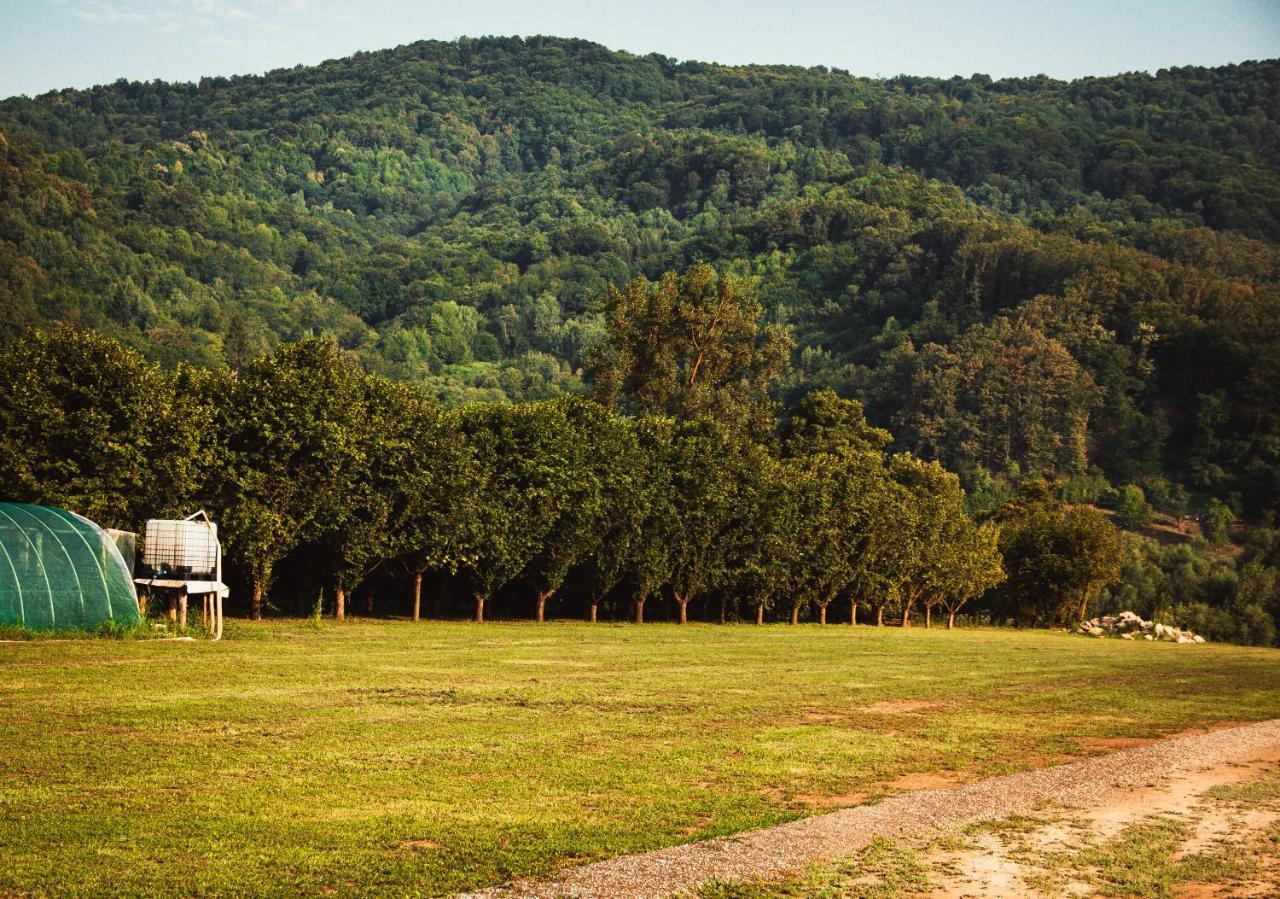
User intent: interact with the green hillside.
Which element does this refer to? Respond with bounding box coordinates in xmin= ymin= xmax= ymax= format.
xmin=2 ymin=36 xmax=1279 ymax=512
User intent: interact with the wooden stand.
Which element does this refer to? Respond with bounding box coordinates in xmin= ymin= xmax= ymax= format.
xmin=154 ymin=587 xmax=222 ymax=641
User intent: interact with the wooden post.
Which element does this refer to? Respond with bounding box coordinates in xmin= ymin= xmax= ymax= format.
xmin=213 ymin=592 xmax=223 ymax=641
xmin=168 ymin=594 xmax=177 ymax=624
xmin=178 ymin=594 xmax=188 ymax=630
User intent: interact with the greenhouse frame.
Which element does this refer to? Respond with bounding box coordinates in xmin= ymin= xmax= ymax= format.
xmin=0 ymin=502 xmax=141 ymax=631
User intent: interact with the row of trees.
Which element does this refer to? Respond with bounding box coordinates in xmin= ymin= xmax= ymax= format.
xmin=0 ymin=325 xmax=1019 ymax=628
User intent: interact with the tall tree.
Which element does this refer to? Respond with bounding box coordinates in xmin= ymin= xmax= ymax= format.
xmin=587 ymin=264 xmax=792 ymax=439
xmin=664 ymin=420 xmax=766 ymax=624
xmin=936 ymin=521 xmax=1005 ymax=629
xmin=736 ymin=454 xmax=791 ymax=626
xmin=626 ymin=417 xmax=678 ymax=625
xmin=780 ymin=389 xmax=892 ymax=461
xmin=581 ymin=417 xmax=654 ymax=623
xmin=519 ymin=398 xmax=627 ymax=622
xmin=395 ymin=411 xmax=478 ymax=623
xmin=880 ymin=318 xmax=1102 ymax=479
xmin=884 ymin=454 xmax=967 ymax=627
xmin=323 ymin=377 xmax=471 ymax=621
xmin=777 ymin=390 xmax=900 ymax=625
xmin=453 ymin=400 xmax=583 ymax=623
xmin=0 ymin=328 xmax=211 ymax=528
xmin=999 ymin=502 xmax=1124 ymax=626
xmin=212 ymin=339 xmax=364 ymax=620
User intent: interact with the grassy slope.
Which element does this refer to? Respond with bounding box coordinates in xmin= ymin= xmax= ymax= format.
xmin=1 ymin=621 xmax=1278 ymax=896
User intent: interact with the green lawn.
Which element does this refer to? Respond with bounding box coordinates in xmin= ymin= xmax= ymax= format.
xmin=1 ymin=620 xmax=1278 ymax=897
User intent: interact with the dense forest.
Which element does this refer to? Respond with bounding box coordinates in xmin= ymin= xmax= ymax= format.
xmin=2 ymin=37 xmax=1279 ymax=639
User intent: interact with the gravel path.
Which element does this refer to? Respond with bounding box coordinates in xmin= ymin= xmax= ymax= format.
xmin=457 ymin=718 xmax=1280 ymax=899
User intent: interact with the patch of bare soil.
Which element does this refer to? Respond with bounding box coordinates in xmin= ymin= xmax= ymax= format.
xmin=887 ymin=771 xmax=967 ymax=791
xmin=1173 ymin=884 xmax=1233 ymax=898
xmin=915 ymin=752 xmax=1280 ymax=899
xmin=859 ymin=700 xmax=938 ymax=715
xmin=398 ymin=838 xmax=439 ymax=850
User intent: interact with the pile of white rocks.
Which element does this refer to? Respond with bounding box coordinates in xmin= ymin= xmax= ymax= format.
xmin=1079 ymin=610 xmax=1205 ymax=643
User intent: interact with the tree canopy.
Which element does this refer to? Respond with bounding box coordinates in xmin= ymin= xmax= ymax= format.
xmin=2 ymin=39 xmax=1279 ymax=514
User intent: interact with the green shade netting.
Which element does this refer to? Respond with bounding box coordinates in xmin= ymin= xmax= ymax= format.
xmin=0 ymin=502 xmax=140 ymax=630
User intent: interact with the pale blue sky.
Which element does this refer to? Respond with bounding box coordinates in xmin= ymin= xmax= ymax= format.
xmin=2 ymin=0 xmax=1278 ymax=99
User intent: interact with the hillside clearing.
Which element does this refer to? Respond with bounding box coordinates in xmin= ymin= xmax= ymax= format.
xmin=1 ymin=621 xmax=1278 ymax=896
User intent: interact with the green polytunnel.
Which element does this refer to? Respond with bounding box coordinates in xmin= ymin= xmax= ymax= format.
xmin=0 ymin=502 xmax=141 ymax=630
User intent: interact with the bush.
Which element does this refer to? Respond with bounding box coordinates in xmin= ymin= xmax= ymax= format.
xmin=1236 ymin=604 xmax=1277 ymax=646
xmin=1114 ymin=484 xmax=1154 ymax=530
xmin=1169 ymin=601 xmax=1276 ymax=646
xmin=1202 ymin=498 xmax=1236 ymax=546
xmin=1060 ymin=473 xmax=1109 ymax=505
xmin=1139 ymin=476 xmax=1188 ymax=517
xmin=1168 ymin=602 xmax=1235 ymax=642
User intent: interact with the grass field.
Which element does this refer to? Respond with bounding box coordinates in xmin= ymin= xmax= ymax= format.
xmin=2 ymin=620 xmax=1279 ymax=897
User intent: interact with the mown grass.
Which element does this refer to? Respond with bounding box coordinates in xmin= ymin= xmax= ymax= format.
xmin=1 ymin=620 xmax=1278 ymax=896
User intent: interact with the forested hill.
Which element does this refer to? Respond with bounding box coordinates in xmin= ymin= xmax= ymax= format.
xmin=2 ymin=36 xmax=1280 ymax=514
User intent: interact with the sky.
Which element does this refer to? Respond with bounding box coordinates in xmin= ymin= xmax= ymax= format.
xmin=2 ymin=0 xmax=1278 ymax=99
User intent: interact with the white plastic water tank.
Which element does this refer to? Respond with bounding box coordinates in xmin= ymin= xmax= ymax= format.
xmin=142 ymin=518 xmax=219 ymax=578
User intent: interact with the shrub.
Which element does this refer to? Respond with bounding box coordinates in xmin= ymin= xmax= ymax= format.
xmin=1114 ymin=484 xmax=1154 ymax=530
xmin=1139 ymin=476 xmax=1188 ymax=517
xmin=1202 ymin=498 xmax=1236 ymax=546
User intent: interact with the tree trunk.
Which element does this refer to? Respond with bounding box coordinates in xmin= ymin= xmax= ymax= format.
xmin=790 ymin=603 xmax=800 ymax=625
xmin=819 ymin=604 xmax=827 ymax=625
xmin=365 ymin=588 xmax=374 ymax=615
xmin=900 ymin=606 xmax=910 ymax=627
xmin=876 ymin=605 xmax=884 ymax=627
xmin=850 ymin=599 xmax=857 ymax=626
xmin=251 ymin=580 xmax=264 ymax=621
xmin=335 ymin=585 xmax=345 ymax=621
xmin=589 ymin=603 xmax=598 ymax=624
xmin=635 ymin=597 xmax=645 ymax=624
xmin=536 ymin=591 xmax=548 ymax=623
xmin=719 ymin=595 xmax=727 ymax=625
xmin=756 ymin=603 xmax=764 ymax=625
xmin=412 ymin=572 xmax=423 ymax=622
xmin=474 ymin=594 xmax=485 ymax=624
xmin=677 ymin=597 xmax=689 ymax=624
xmin=947 ymin=610 xmax=956 ymax=630
xmin=925 ymin=605 xmax=931 ymax=629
